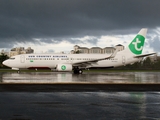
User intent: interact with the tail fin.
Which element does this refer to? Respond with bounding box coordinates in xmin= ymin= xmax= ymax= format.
xmin=128 ymin=28 xmax=147 ymax=55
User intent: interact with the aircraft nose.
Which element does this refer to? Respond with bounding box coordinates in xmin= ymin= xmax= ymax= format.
xmin=3 ymin=60 xmax=9 ymax=67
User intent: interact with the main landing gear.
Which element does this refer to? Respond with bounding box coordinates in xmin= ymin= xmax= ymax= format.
xmin=73 ymin=67 xmax=83 ymax=74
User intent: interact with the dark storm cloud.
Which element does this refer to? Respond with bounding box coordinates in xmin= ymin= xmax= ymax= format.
xmin=0 ymin=0 xmax=160 ymax=48
xmin=0 ymin=41 xmax=13 ymax=48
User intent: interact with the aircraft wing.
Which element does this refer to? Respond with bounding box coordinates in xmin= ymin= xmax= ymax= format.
xmin=72 ymin=49 xmax=118 ymax=67
xmin=134 ymin=52 xmax=156 ymax=58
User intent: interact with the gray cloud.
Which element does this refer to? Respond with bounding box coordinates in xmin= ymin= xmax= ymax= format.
xmin=0 ymin=0 xmax=160 ymax=48
xmin=146 ymin=29 xmax=160 ymax=52
xmin=149 ymin=36 xmax=160 ymax=52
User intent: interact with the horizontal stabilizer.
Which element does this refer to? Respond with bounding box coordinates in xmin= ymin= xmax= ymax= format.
xmin=134 ymin=53 xmax=156 ymax=58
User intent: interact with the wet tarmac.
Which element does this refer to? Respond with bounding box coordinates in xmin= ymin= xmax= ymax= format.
xmin=0 ymin=72 xmax=160 ymax=92
xmin=1 ymin=71 xmax=160 ymax=84
xmin=0 ymin=72 xmax=160 ymax=119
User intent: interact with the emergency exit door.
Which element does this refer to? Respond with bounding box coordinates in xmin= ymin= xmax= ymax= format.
xmin=20 ymin=55 xmax=25 ymax=63
xmin=122 ymin=56 xmax=125 ymax=65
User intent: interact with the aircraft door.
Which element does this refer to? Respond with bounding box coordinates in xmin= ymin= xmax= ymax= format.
xmin=20 ymin=55 xmax=25 ymax=63
xmin=70 ymin=58 xmax=73 ymax=63
xmin=122 ymin=56 xmax=125 ymax=65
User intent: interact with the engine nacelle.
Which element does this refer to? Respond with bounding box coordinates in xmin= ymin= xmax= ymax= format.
xmin=56 ymin=64 xmax=72 ymax=71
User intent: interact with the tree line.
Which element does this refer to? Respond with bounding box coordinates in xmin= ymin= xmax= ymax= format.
xmin=0 ymin=53 xmax=9 ymax=68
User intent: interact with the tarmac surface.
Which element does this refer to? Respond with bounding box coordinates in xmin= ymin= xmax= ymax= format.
xmin=0 ymin=71 xmax=160 ymax=120
xmin=0 ymin=71 xmax=160 ymax=92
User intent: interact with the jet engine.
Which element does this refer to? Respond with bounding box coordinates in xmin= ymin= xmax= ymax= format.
xmin=56 ymin=64 xmax=72 ymax=71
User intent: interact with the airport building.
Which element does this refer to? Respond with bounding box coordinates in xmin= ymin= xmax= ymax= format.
xmin=10 ymin=47 xmax=34 ymax=57
xmin=71 ymin=44 xmax=124 ymax=54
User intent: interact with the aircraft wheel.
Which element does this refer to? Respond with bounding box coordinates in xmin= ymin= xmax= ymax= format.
xmin=78 ymin=69 xmax=83 ymax=74
xmin=73 ymin=69 xmax=83 ymax=74
xmin=73 ymin=69 xmax=78 ymax=74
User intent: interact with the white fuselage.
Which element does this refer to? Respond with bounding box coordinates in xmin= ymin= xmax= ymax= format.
xmin=3 ymin=50 xmax=140 ymax=70
xmin=2 ymin=28 xmax=150 ymax=73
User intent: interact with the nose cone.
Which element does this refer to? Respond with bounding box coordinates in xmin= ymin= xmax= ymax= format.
xmin=3 ymin=60 xmax=9 ymax=67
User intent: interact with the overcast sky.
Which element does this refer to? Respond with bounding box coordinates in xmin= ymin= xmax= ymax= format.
xmin=0 ymin=0 xmax=160 ymax=54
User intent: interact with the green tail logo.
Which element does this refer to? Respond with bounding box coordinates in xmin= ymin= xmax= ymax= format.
xmin=129 ymin=35 xmax=145 ymax=55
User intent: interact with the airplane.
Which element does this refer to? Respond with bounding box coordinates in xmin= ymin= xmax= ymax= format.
xmin=3 ymin=28 xmax=156 ymax=74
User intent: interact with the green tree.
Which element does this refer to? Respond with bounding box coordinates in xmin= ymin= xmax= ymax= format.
xmin=151 ymin=58 xmax=160 ymax=70
xmin=142 ymin=57 xmax=153 ymax=70
xmin=0 ymin=53 xmax=9 ymax=67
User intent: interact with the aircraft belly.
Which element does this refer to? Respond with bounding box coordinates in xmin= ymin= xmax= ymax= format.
xmin=12 ymin=62 xmax=26 ymax=69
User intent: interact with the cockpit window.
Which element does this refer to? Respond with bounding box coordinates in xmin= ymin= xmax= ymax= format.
xmin=9 ymin=58 xmax=15 ymax=60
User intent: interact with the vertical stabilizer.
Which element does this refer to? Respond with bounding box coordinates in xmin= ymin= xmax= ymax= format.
xmin=128 ymin=28 xmax=147 ymax=55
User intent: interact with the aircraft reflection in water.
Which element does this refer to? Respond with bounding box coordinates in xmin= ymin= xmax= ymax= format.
xmin=2 ymin=72 xmax=73 ymax=83
xmin=1 ymin=72 xmax=160 ymax=83
xmin=1 ymin=72 xmax=132 ymax=83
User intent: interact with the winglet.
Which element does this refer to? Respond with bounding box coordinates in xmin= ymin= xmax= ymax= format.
xmin=110 ymin=49 xmax=118 ymax=58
